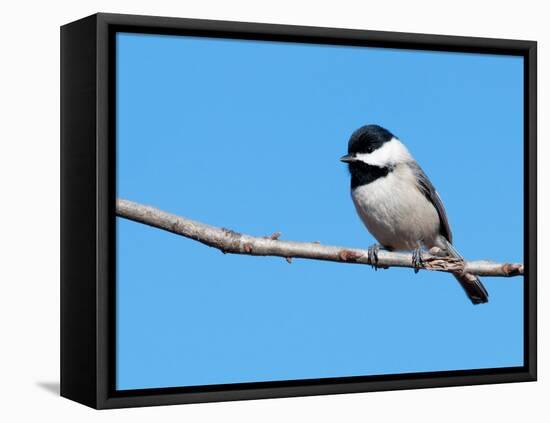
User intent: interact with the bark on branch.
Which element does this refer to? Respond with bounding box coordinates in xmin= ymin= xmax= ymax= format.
xmin=116 ymin=198 xmax=524 ymax=277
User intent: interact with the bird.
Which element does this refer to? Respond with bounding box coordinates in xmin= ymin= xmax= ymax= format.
xmin=340 ymin=124 xmax=488 ymax=304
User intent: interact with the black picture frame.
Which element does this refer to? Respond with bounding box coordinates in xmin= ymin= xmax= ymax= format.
xmin=61 ymin=12 xmax=537 ymax=409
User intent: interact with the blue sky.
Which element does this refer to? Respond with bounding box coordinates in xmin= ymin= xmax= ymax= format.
xmin=116 ymin=32 xmax=524 ymax=390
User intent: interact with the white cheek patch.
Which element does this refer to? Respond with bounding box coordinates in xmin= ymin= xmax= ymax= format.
xmin=355 ymin=137 xmax=412 ymax=167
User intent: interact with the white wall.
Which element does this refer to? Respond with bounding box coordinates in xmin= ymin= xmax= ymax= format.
xmin=0 ymin=0 xmax=546 ymax=421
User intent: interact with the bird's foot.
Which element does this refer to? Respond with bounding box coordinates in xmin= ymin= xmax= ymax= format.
xmin=428 ymin=246 xmax=447 ymax=257
xmin=412 ymin=248 xmax=424 ymax=274
xmin=367 ymin=244 xmax=382 ymax=271
xmin=429 ymin=246 xmax=455 ymax=258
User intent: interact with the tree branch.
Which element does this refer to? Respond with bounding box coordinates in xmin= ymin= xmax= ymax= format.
xmin=116 ymin=198 xmax=524 ymax=277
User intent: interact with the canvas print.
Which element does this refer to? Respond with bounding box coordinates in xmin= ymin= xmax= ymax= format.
xmin=115 ymin=32 xmax=524 ymax=391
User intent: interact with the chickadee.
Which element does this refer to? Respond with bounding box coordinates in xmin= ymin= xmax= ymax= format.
xmin=340 ymin=124 xmax=488 ymax=304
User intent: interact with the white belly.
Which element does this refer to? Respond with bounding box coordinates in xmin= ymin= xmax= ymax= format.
xmin=351 ymin=165 xmax=441 ymax=250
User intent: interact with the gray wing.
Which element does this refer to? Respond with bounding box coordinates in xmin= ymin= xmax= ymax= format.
xmin=410 ymin=162 xmax=453 ymax=244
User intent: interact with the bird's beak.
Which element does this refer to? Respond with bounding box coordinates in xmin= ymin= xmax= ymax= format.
xmin=340 ymin=154 xmax=356 ymax=163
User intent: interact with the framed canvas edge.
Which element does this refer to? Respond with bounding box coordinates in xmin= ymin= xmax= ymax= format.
xmin=61 ymin=12 xmax=537 ymax=409
xmin=96 ymin=371 xmax=535 ymax=409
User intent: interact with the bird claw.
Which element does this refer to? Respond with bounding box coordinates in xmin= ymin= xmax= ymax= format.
xmin=412 ymin=248 xmax=424 ymax=273
xmin=367 ymin=244 xmax=381 ymax=271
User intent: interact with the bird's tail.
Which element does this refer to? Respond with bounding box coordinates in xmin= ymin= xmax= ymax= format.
xmin=443 ymin=239 xmax=489 ymax=304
